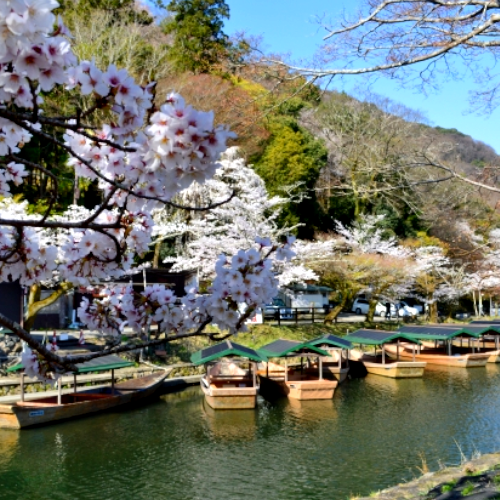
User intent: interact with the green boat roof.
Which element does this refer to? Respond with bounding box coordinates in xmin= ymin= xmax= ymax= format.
xmin=6 ymin=354 xmax=134 ymax=374
xmin=397 ymin=325 xmax=481 ymax=340
xmin=258 ymin=339 xmax=329 ymax=358
xmin=344 ymin=329 xmax=421 ymax=346
xmin=190 ymin=340 xmax=266 ymax=365
xmin=308 ymin=334 xmax=353 ymax=350
xmin=428 ymin=324 xmax=500 ymax=335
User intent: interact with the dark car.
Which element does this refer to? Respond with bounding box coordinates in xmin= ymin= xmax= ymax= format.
xmin=263 ymin=298 xmax=294 ymax=320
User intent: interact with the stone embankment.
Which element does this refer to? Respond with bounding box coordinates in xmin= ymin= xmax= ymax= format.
xmin=357 ymin=454 xmax=500 ymax=500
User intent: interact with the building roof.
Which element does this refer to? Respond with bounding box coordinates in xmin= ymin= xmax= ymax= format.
xmin=190 ymin=340 xmax=266 ymax=365
xmin=286 ymin=284 xmax=333 ymax=294
xmin=258 ymin=339 xmax=329 ymax=358
xmin=308 ymin=334 xmax=353 ymax=350
xmin=397 ymin=325 xmax=481 ymax=340
xmin=345 ymin=329 xmax=421 ymax=346
xmin=7 ymin=354 xmax=134 ymax=374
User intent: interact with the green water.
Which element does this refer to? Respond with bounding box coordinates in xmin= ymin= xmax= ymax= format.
xmin=2 ymin=364 xmax=500 ymax=500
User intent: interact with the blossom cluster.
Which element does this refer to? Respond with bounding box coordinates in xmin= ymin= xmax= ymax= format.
xmin=0 ymin=201 xmax=155 ymax=286
xmin=78 ymin=239 xmax=293 ymax=338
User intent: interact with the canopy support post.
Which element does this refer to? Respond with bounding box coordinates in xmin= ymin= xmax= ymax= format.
xmin=284 ymin=359 xmax=288 ymax=382
xmin=319 ymin=357 xmax=323 ymax=380
xmin=447 ymin=340 xmax=451 ymax=357
xmin=252 ymin=362 xmax=256 ymax=388
xmin=338 ymin=350 xmax=342 ymax=370
xmin=57 ymin=378 xmax=62 ymax=405
xmin=496 ymin=336 xmax=499 ymax=350
xmin=382 ymin=345 xmax=386 ymax=365
xmin=412 ymin=345 xmax=415 ymax=362
xmin=73 ymin=374 xmax=77 ymax=394
xmin=111 ymin=369 xmax=115 ymax=395
xmin=397 ymin=340 xmax=400 ymax=361
xmin=20 ymin=372 xmax=25 ymax=402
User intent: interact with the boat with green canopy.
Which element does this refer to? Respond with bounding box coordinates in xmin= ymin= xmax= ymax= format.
xmin=0 ymin=355 xmax=168 ymax=429
xmin=414 ymin=324 xmax=500 ymax=363
xmin=191 ymin=340 xmax=266 ymax=410
xmin=344 ymin=329 xmax=426 ymax=378
xmin=385 ymin=326 xmax=488 ymax=368
xmin=257 ymin=339 xmax=338 ymax=400
xmin=306 ymin=334 xmax=353 ymax=383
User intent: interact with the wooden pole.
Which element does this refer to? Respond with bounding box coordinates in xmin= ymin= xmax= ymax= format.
xmin=57 ymin=378 xmax=62 ymax=405
xmin=20 ymin=372 xmax=25 ymax=402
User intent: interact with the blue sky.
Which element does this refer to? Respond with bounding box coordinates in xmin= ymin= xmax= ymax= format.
xmin=222 ymin=0 xmax=500 ymax=153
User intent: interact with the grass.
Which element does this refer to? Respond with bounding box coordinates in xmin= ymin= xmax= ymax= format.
xmin=441 ymin=479 xmax=457 ymax=493
xmin=461 ymin=482 xmax=475 ymax=496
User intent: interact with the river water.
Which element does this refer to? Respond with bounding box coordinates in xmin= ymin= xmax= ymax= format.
xmin=2 ymin=364 xmax=500 ymax=500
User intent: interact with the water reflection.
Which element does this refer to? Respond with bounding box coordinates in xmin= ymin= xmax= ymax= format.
xmin=0 ymin=430 xmax=18 ymax=466
xmin=201 ymin=399 xmax=257 ymax=440
xmin=286 ymin=397 xmax=338 ymax=422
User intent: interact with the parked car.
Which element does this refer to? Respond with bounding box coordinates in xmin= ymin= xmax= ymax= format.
xmin=263 ymin=298 xmax=294 ymax=320
xmin=399 ymin=299 xmax=427 ymax=315
xmin=395 ymin=303 xmax=419 ymax=318
xmin=351 ymin=298 xmax=396 ymax=316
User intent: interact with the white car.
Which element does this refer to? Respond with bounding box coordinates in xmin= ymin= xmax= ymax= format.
xmin=396 ymin=303 xmax=419 ymax=317
xmin=399 ymin=299 xmax=426 ymax=315
xmin=351 ymin=298 xmax=396 ymax=316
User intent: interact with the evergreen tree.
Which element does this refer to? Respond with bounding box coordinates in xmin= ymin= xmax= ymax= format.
xmin=163 ymin=0 xmax=230 ymax=73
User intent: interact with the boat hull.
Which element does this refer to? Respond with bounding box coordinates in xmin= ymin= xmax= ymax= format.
xmin=0 ymin=372 xmax=167 ymax=429
xmin=258 ymin=375 xmax=337 ymax=401
xmin=362 ymin=359 xmax=426 ymax=378
xmin=200 ymin=377 xmax=257 ymax=410
xmin=385 ymin=344 xmax=488 ymax=368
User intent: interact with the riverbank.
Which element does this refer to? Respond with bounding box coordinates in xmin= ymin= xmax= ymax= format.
xmin=356 ymin=453 xmax=500 ymax=500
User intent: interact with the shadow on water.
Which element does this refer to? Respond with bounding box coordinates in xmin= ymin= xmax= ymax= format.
xmin=2 ymin=367 xmax=500 ymax=500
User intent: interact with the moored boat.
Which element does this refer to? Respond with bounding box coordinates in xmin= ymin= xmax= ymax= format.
xmin=191 ymin=340 xmax=265 ymax=410
xmin=307 ymin=334 xmax=353 ymax=383
xmin=0 ymin=355 xmax=167 ymax=429
xmin=396 ymin=325 xmax=489 ymax=368
xmin=344 ymin=329 xmax=426 ymax=378
xmin=257 ymin=339 xmax=337 ymax=401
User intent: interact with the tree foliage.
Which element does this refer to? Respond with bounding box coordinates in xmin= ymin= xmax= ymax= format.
xmin=163 ymin=0 xmax=230 ymax=74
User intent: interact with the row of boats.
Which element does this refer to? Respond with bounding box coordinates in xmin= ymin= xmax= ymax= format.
xmin=2 ymin=320 xmax=499 ymax=428
xmin=192 ymin=321 xmax=500 ymax=410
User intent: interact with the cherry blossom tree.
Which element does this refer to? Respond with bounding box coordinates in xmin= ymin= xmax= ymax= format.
xmin=156 ymin=147 xmax=318 ymax=287
xmin=0 ymin=1 xmax=295 ymax=383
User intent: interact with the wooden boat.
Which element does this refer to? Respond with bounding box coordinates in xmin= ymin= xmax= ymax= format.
xmin=344 ymin=330 xmax=427 ymax=379
xmin=349 ymin=348 xmax=426 ymax=378
xmin=307 ymin=334 xmax=353 ymax=383
xmin=0 ymin=371 xmax=167 ymax=429
xmin=384 ymin=343 xmax=488 ymax=368
xmin=257 ymin=340 xmax=338 ymax=401
xmin=191 ymin=340 xmax=264 ymax=410
xmin=200 ymin=362 xmax=257 ymax=410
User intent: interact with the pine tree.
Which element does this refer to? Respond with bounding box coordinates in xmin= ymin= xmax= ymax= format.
xmin=163 ymin=0 xmax=230 ymax=73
